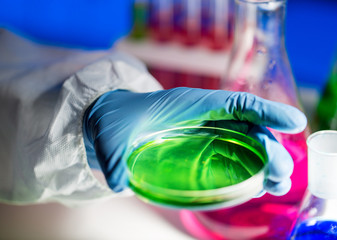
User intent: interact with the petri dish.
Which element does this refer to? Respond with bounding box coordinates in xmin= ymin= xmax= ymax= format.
xmin=124 ymin=126 xmax=268 ymax=210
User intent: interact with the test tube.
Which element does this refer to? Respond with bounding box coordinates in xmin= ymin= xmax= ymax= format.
xmin=202 ymin=75 xmax=221 ymax=89
xmin=176 ymin=72 xmax=204 ymax=88
xmin=149 ymin=0 xmax=174 ymax=42
xmin=149 ymin=67 xmax=177 ymax=89
xmin=201 ymin=0 xmax=234 ymax=50
xmin=174 ymin=0 xmax=202 ymax=46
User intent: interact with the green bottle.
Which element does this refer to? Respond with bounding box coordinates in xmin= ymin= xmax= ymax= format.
xmin=316 ymin=56 xmax=337 ymax=130
xmin=130 ymin=0 xmax=149 ymax=40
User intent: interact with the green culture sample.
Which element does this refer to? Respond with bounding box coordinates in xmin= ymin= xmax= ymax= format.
xmin=126 ymin=128 xmax=267 ymax=208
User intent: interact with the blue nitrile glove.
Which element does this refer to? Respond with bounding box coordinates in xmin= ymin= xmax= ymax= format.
xmin=83 ymin=87 xmax=307 ymax=195
xmin=0 ymin=0 xmax=132 ymax=49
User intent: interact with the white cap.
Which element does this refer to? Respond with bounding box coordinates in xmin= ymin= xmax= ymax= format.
xmin=307 ymin=130 xmax=337 ymax=199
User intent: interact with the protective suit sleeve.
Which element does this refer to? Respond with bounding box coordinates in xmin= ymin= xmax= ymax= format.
xmin=0 ymin=41 xmax=162 ymax=206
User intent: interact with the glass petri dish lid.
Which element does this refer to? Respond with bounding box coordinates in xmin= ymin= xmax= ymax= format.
xmin=124 ymin=126 xmax=268 ymax=211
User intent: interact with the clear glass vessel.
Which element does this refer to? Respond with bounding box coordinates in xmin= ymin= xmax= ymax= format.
xmin=149 ymin=0 xmax=174 ymax=42
xmin=201 ymin=0 xmax=234 ymax=50
xmin=181 ymin=0 xmax=310 ymax=239
xmin=124 ymin=126 xmax=268 ymax=210
xmin=174 ymin=0 xmax=202 ymax=46
xmin=289 ymin=131 xmax=337 ymax=240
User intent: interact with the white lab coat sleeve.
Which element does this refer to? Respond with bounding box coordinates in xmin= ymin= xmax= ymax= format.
xmin=0 ymin=51 xmax=163 ymax=206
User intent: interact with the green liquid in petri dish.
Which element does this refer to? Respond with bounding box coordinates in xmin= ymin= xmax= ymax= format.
xmin=127 ymin=132 xmax=267 ymax=208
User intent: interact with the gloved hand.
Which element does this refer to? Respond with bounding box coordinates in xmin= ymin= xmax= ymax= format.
xmin=83 ymin=87 xmax=307 ymax=195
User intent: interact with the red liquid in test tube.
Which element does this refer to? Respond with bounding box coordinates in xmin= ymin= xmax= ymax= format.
xmin=149 ymin=67 xmax=178 ymax=89
xmin=202 ymin=75 xmax=221 ymax=89
xmin=149 ymin=0 xmax=174 ymax=42
xmin=202 ymin=0 xmax=234 ymax=50
xmin=177 ymin=72 xmax=204 ymax=88
xmin=174 ymin=0 xmax=202 ymax=46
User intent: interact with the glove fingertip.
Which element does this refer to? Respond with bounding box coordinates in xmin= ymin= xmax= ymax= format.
xmin=272 ymin=104 xmax=307 ymax=134
xmin=285 ymin=108 xmax=307 ymax=134
xmin=264 ymin=178 xmax=292 ymax=196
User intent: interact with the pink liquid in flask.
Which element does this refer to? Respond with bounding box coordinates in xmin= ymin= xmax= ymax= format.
xmin=180 ymin=0 xmax=309 ymax=237
xmin=180 ymin=52 xmax=309 ymax=240
xmin=180 ymin=130 xmax=308 ymax=240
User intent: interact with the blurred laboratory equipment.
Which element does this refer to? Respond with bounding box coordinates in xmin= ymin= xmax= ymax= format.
xmin=174 ymin=0 xmax=202 ymax=46
xmin=130 ymin=0 xmax=149 ymax=40
xmin=149 ymin=0 xmax=174 ymax=42
xmin=315 ymin=55 xmax=337 ymax=131
xmin=180 ymin=0 xmax=311 ymax=239
xmin=289 ymin=130 xmax=337 ymax=240
xmin=126 ymin=0 xmax=234 ymax=90
xmin=201 ymin=0 xmax=234 ymax=50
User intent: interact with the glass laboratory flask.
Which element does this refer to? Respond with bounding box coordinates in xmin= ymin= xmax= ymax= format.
xmin=289 ymin=131 xmax=337 ymax=240
xmin=180 ymin=0 xmax=311 ymax=239
xmin=315 ymin=55 xmax=337 ymax=131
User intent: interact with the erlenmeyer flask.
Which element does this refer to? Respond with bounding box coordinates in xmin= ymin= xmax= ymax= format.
xmin=180 ymin=0 xmax=311 ymax=239
xmin=289 ymin=131 xmax=337 ymax=240
xmin=315 ymin=55 xmax=337 ymax=131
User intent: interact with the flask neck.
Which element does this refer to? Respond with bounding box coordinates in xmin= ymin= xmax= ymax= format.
xmin=233 ymin=0 xmax=286 ymax=52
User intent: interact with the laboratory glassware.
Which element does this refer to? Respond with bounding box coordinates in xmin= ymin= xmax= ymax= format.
xmin=201 ymin=0 xmax=234 ymax=50
xmin=124 ymin=126 xmax=268 ymax=210
xmin=181 ymin=0 xmax=310 ymax=239
xmin=149 ymin=0 xmax=174 ymax=42
xmin=315 ymin=56 xmax=337 ymax=131
xmin=177 ymin=73 xmax=220 ymax=90
xmin=289 ymin=130 xmax=337 ymax=240
xmin=149 ymin=67 xmax=178 ymax=89
xmin=177 ymin=71 xmax=204 ymax=88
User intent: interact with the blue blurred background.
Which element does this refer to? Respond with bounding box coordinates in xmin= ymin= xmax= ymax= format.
xmin=286 ymin=0 xmax=337 ymax=91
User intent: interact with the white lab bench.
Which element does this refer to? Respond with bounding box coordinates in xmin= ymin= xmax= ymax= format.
xmin=0 ymin=87 xmax=319 ymax=240
xmin=0 ymin=194 xmax=196 ymax=240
